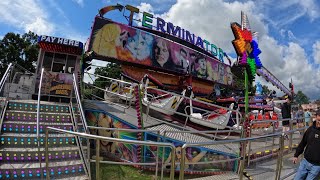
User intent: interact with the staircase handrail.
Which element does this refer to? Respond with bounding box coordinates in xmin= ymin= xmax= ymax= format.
xmin=36 ymin=68 xmax=44 ymax=179
xmin=85 ymin=71 xmax=137 ymax=86
xmin=69 ymin=103 xmax=90 ymax=179
xmin=72 ymin=73 xmax=89 ymax=133
xmin=0 ymin=101 xmax=8 ymax=134
xmin=0 ymin=63 xmax=13 ymax=93
xmin=36 ymin=68 xmax=44 ymax=140
xmin=45 ymin=127 xmax=176 ymax=180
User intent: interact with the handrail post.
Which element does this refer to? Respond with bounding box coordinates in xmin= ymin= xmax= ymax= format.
xmin=179 ymin=146 xmax=186 ymax=180
xmin=275 ymin=134 xmax=285 ymax=180
xmin=96 ymin=139 xmax=100 ymax=180
xmin=161 ymin=131 xmax=167 ymax=180
xmin=87 ymin=137 xmax=91 ymax=180
xmin=72 ymin=73 xmax=88 ymax=132
xmin=155 ymin=131 xmax=160 ymax=179
xmin=0 ymin=101 xmax=8 ymax=134
xmin=37 ymin=68 xmax=44 ymax=179
xmin=239 ymin=139 xmax=247 ymax=180
xmin=0 ymin=63 xmax=12 ymax=92
xmin=45 ymin=129 xmax=50 ymax=180
xmin=170 ymin=146 xmax=175 ymax=180
xmin=272 ymin=121 xmax=276 ymax=146
xmin=247 ymin=121 xmax=253 ymax=167
xmin=289 ymin=119 xmax=293 ymax=151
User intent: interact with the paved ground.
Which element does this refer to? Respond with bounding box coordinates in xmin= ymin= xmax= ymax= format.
xmin=246 ymin=151 xmax=298 ymax=180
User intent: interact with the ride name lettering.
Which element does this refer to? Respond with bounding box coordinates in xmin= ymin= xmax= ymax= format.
xmin=49 ymin=84 xmax=72 ymax=95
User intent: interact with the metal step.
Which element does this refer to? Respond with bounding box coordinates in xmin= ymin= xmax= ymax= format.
xmin=4 ymin=110 xmax=73 ymax=123
xmin=1 ymin=133 xmax=76 ymax=147
xmin=2 ymin=122 xmax=74 ymax=133
xmin=0 ymin=146 xmax=81 ymax=163
xmin=0 ymin=160 xmax=86 ymax=179
xmin=7 ymin=101 xmax=70 ymax=113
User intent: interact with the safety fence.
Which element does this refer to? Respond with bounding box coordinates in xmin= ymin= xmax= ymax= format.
xmin=43 ymin=124 xmax=308 ymax=180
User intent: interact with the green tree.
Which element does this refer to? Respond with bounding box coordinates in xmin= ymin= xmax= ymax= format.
xmin=294 ymin=90 xmax=310 ymax=105
xmin=92 ymin=63 xmax=121 ymax=98
xmin=262 ymin=85 xmax=271 ymax=95
xmin=0 ymin=31 xmax=39 ymax=75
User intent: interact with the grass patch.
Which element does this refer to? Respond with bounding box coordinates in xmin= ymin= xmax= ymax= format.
xmin=90 ymin=163 xmax=217 ymax=179
xmin=91 ymin=163 xmax=172 ymax=180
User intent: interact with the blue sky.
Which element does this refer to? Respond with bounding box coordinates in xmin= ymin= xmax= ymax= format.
xmin=0 ymin=0 xmax=319 ymax=100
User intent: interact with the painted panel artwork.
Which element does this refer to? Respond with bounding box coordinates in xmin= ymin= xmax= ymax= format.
xmin=38 ymin=71 xmax=73 ymax=96
xmin=144 ymin=132 xmax=238 ymax=172
xmin=85 ymin=110 xmax=139 ymax=163
xmin=88 ymin=16 xmax=233 ymax=86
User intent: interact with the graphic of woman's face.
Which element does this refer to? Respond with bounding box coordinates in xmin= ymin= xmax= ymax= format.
xmin=199 ymin=58 xmax=206 ymax=70
xmin=155 ymin=40 xmax=169 ymax=67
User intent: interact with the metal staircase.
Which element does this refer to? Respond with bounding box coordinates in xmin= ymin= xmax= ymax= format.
xmin=0 ymin=100 xmax=89 ymax=179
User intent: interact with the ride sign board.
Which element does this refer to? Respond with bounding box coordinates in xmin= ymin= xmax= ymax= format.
xmin=141 ymin=12 xmax=225 ymax=62
xmin=40 ymin=71 xmax=73 ymax=96
xmin=88 ymin=16 xmax=233 ymax=86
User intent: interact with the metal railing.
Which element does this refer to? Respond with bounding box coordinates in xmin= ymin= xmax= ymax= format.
xmin=85 ymin=72 xmax=137 ymax=110
xmin=71 ymin=73 xmax=91 ymax=178
xmin=178 ymin=127 xmax=307 ymax=180
xmin=72 ymin=73 xmax=89 ymax=133
xmin=87 ymin=126 xmax=165 ymax=179
xmin=247 ymin=117 xmax=304 ymax=166
xmin=36 ymin=68 xmax=44 ymax=179
xmin=0 ymin=63 xmax=13 ymax=93
xmin=69 ymin=103 xmax=90 ymax=179
xmin=45 ymin=127 xmax=176 ymax=180
xmin=0 ymin=100 xmax=8 ymax=134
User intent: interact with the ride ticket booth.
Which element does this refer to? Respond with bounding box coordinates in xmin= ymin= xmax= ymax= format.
xmin=33 ymin=35 xmax=83 ymax=102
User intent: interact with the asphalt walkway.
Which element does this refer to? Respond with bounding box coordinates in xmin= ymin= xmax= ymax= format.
xmin=245 ymin=151 xmax=298 ymax=180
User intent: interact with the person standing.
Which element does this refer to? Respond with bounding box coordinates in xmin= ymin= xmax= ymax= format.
xmin=296 ymin=108 xmax=304 ymax=134
xmin=304 ymin=109 xmax=312 ymax=127
xmin=281 ymin=96 xmax=291 ymax=137
xmin=293 ymin=110 xmax=320 ymax=180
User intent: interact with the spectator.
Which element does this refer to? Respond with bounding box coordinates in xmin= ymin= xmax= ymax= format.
xmin=281 ymin=96 xmax=291 ymax=138
xmin=295 ymin=108 xmax=304 ymax=135
xmin=304 ymin=109 xmax=312 ymax=127
xmin=293 ymin=109 xmax=320 ymax=180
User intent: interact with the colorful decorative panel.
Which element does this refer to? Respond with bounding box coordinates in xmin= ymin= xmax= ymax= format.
xmin=36 ymin=71 xmax=73 ymax=96
xmin=88 ymin=17 xmax=233 ymax=86
xmin=85 ymin=110 xmax=139 ymax=163
xmin=144 ymin=132 xmax=238 ymax=172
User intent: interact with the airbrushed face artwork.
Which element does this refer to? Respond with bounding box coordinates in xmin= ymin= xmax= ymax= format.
xmin=85 ymin=111 xmax=139 ymax=163
xmin=90 ymin=18 xmax=233 ymax=86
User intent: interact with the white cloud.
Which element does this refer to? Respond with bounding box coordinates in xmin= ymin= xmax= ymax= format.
xmin=138 ymin=2 xmax=153 ymax=12
xmin=24 ymin=17 xmax=54 ymax=35
xmin=255 ymin=0 xmax=320 ymax=29
xmin=152 ymin=0 xmax=320 ymax=99
xmin=287 ymin=30 xmax=297 ymax=41
xmin=72 ymin=0 xmax=84 ymax=7
xmin=158 ymin=0 xmax=266 ymax=54
xmin=312 ymin=41 xmax=320 ymax=64
xmin=299 ymin=0 xmax=320 ymax=21
xmin=280 ymin=29 xmax=286 ymax=38
xmin=0 ymin=0 xmax=55 ymax=35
